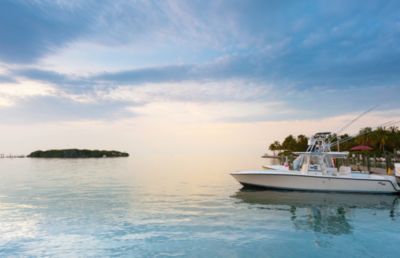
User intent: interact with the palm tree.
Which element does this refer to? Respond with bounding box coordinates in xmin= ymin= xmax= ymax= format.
xmin=282 ymin=135 xmax=297 ymax=152
xmin=296 ymin=135 xmax=308 ymax=151
xmin=375 ymin=127 xmax=389 ymax=152
xmin=269 ymin=141 xmax=282 ymax=156
xmin=356 ymin=127 xmax=372 ymax=145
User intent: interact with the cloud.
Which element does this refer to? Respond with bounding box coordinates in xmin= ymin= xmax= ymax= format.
xmin=99 ymin=80 xmax=271 ymax=104
xmin=0 ymin=80 xmax=55 ymax=107
xmin=0 ymin=0 xmax=400 ymax=124
xmin=12 ymin=68 xmax=91 ymax=93
xmin=0 ymin=95 xmax=133 ymax=123
xmin=93 ymin=65 xmax=194 ymax=85
xmin=2 ymin=73 xmax=397 ymax=125
xmin=11 ymin=42 xmax=400 ymax=92
xmin=128 ymin=100 xmax=293 ymax=124
xmin=0 ymin=74 xmax=16 ymax=83
xmin=0 ymin=0 xmax=97 ymax=63
xmin=2 ymin=0 xmax=400 ymax=66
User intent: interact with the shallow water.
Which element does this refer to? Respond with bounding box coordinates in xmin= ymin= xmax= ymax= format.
xmin=0 ymin=157 xmax=399 ymax=257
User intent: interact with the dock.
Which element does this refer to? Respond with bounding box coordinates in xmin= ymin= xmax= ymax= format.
xmin=0 ymin=154 xmax=25 ymax=158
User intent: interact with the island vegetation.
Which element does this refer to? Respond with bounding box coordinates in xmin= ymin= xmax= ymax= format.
xmin=27 ymin=149 xmax=129 ymax=158
xmin=268 ymin=126 xmax=400 ymax=156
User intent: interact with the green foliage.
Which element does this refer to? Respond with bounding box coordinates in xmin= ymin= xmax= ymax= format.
xmin=268 ymin=141 xmax=282 ymax=155
xmin=269 ymin=126 xmax=400 ymax=156
xmin=336 ymin=126 xmax=400 ymax=154
xmin=268 ymin=134 xmax=309 ymax=154
xmin=282 ymin=135 xmax=297 ymax=151
xmin=27 ymin=149 xmax=129 ymax=158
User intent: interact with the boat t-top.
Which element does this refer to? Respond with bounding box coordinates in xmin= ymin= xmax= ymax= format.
xmin=231 ymin=132 xmax=400 ymax=194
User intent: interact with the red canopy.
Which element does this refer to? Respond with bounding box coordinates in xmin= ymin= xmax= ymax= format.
xmin=350 ymin=145 xmax=373 ymax=151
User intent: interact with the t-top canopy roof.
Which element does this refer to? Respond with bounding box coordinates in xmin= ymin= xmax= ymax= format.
xmin=293 ymin=151 xmax=349 ymax=157
xmin=315 ymin=132 xmax=331 ymax=135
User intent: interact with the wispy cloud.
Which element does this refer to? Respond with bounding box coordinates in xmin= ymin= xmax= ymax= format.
xmin=0 ymin=80 xmax=55 ymax=108
xmin=0 ymin=95 xmax=133 ymax=123
xmin=0 ymin=0 xmax=399 ymax=124
xmin=0 ymin=74 xmax=16 ymax=83
xmin=0 ymin=0 xmax=98 ymax=63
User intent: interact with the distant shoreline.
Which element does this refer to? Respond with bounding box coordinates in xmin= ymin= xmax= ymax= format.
xmin=27 ymin=149 xmax=129 ymax=158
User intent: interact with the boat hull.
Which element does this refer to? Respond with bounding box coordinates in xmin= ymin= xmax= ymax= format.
xmin=231 ymin=171 xmax=400 ymax=194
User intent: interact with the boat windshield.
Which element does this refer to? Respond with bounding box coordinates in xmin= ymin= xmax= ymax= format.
xmin=293 ymin=153 xmax=345 ymax=173
xmin=292 ymin=132 xmax=348 ymax=173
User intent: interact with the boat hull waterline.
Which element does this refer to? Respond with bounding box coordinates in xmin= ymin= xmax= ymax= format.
xmin=231 ymin=171 xmax=400 ymax=194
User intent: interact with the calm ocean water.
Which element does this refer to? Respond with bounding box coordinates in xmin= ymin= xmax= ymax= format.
xmin=1 ymin=157 xmax=399 ymax=257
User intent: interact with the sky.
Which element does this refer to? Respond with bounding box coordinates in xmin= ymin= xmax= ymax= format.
xmin=0 ymin=0 xmax=399 ymax=158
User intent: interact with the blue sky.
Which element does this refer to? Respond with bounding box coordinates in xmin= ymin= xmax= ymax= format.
xmin=0 ymin=0 xmax=399 ymax=126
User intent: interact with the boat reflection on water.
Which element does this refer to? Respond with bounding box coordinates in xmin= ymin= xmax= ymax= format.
xmin=232 ymin=189 xmax=400 ymax=236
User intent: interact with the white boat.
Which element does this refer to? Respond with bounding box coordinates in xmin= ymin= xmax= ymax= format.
xmin=231 ymin=132 xmax=400 ymax=194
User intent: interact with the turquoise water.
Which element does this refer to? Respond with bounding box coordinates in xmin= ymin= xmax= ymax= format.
xmin=0 ymin=157 xmax=399 ymax=257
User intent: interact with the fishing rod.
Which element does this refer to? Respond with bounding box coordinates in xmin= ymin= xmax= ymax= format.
xmin=334 ymin=120 xmax=398 ymax=145
xmin=334 ymin=105 xmax=379 ymax=151
xmin=331 ymin=120 xmax=399 ymax=147
xmin=329 ymin=120 xmax=400 ymax=149
xmin=335 ymin=105 xmax=379 ymax=135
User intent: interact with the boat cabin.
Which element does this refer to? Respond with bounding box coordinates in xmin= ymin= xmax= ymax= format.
xmin=292 ymin=132 xmax=350 ymax=175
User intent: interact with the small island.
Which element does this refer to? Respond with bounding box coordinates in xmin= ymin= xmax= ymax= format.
xmin=27 ymin=149 xmax=129 ymax=158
